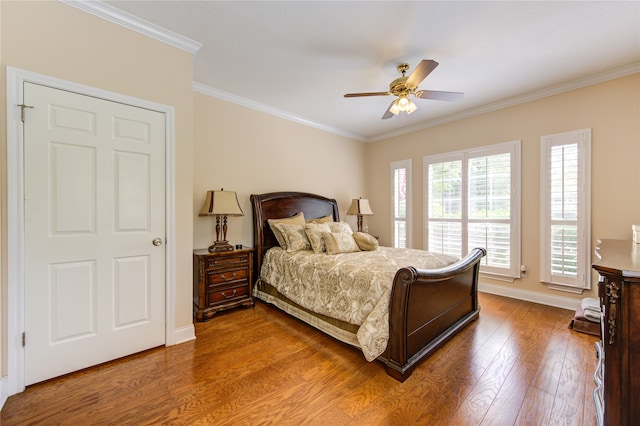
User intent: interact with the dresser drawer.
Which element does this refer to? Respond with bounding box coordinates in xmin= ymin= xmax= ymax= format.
xmin=206 ymin=268 xmax=248 ymax=287
xmin=207 ymin=284 xmax=249 ymax=306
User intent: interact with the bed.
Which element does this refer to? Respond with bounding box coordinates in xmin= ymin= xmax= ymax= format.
xmin=251 ymin=191 xmax=486 ymax=382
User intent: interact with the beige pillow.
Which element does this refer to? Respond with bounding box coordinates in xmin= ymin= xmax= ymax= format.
xmin=274 ymin=223 xmax=312 ymax=252
xmin=353 ymin=232 xmax=379 ymax=251
xmin=327 ymin=221 xmax=353 ymax=234
xmin=304 ymin=222 xmax=331 ymax=253
xmin=306 ymin=214 xmax=333 ymax=224
xmin=322 ymin=231 xmax=360 ymax=255
xmin=268 ymin=212 xmax=305 ymax=249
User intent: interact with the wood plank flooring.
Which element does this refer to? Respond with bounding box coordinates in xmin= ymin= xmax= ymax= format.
xmin=1 ymin=292 xmax=599 ymax=425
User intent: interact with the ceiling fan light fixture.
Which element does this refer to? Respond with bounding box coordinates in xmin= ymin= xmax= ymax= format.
xmin=393 ymin=95 xmax=417 ymax=114
xmin=397 ymin=95 xmax=410 ymax=110
xmin=389 ymin=99 xmax=400 ymax=115
xmin=406 ymin=100 xmax=417 ymax=114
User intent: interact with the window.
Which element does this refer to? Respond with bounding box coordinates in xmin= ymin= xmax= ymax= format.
xmin=540 ymin=129 xmax=591 ymax=292
xmin=390 ymin=159 xmax=411 ymax=248
xmin=424 ymin=141 xmax=521 ymax=280
xmin=425 ymin=158 xmax=462 ymax=257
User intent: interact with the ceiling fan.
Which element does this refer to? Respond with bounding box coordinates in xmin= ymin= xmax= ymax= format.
xmin=344 ymin=59 xmax=463 ymax=119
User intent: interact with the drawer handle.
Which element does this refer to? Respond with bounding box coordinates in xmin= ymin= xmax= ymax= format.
xmin=221 ymin=272 xmax=237 ymax=282
xmin=221 ymin=289 xmax=237 ymax=299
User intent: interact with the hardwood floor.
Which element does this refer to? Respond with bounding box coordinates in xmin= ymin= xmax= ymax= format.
xmin=1 ymin=292 xmax=598 ymax=425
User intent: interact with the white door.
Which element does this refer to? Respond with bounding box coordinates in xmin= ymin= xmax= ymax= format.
xmin=23 ymin=83 xmax=166 ymax=385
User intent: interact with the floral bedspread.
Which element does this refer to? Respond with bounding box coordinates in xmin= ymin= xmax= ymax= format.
xmin=260 ymin=246 xmax=458 ymax=361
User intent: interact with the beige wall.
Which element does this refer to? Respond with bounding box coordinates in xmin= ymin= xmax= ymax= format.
xmin=193 ymin=92 xmax=366 ymax=250
xmin=0 ymin=1 xmax=195 ymax=375
xmin=365 ymin=73 xmax=640 ymax=301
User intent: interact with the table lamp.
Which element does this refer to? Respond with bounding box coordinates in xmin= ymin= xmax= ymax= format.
xmin=199 ymin=189 xmax=244 ymax=252
xmin=347 ymin=197 xmax=373 ymax=232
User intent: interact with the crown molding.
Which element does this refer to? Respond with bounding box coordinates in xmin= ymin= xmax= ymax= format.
xmin=192 ymin=82 xmax=366 ymax=142
xmin=370 ymin=62 xmax=640 ymax=142
xmin=59 ymin=0 xmax=202 ymax=54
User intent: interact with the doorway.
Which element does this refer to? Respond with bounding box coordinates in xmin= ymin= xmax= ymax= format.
xmin=6 ymin=67 xmax=178 ymax=394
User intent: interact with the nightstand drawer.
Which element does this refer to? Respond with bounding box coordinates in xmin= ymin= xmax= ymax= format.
xmin=206 ymin=268 xmax=248 ymax=287
xmin=205 ymin=254 xmax=249 ymax=269
xmin=207 ymin=284 xmax=249 ymax=306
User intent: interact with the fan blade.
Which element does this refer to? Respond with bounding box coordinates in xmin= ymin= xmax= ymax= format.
xmin=344 ymin=92 xmax=390 ymax=98
xmin=415 ymin=90 xmax=464 ymax=101
xmin=406 ymin=60 xmax=439 ymax=87
xmin=382 ymin=101 xmax=395 ymax=119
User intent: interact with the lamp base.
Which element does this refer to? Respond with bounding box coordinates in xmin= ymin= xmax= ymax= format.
xmin=208 ymin=240 xmax=234 ymax=252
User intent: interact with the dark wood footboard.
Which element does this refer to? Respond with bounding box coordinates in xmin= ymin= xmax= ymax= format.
xmin=384 ymin=247 xmax=486 ymax=382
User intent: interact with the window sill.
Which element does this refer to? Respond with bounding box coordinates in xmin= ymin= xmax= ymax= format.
xmin=546 ymin=283 xmax=586 ymax=294
xmin=480 ymin=271 xmax=517 ymax=283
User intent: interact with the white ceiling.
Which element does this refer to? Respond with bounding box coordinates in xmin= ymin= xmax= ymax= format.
xmin=97 ymin=1 xmax=640 ymax=141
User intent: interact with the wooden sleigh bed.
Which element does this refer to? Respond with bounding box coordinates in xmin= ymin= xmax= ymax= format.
xmin=251 ymin=191 xmax=486 ymax=382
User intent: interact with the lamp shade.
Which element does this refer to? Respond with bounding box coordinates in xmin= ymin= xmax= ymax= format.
xmin=199 ymin=189 xmax=244 ymax=217
xmin=346 ymin=198 xmax=373 ymax=216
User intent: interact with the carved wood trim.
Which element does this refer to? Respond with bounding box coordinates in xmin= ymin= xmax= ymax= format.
xmin=605 ymin=280 xmax=619 ymax=345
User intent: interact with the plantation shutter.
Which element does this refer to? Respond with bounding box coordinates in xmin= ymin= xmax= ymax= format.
xmin=468 ymin=152 xmax=512 ymax=273
xmin=391 ymin=159 xmax=411 ymax=248
xmin=427 ymin=159 xmax=463 ymax=258
xmin=540 ymin=129 xmax=591 ymax=291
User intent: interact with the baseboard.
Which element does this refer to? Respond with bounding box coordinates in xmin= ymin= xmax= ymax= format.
xmin=479 ymin=281 xmax=581 ymax=311
xmin=170 ymin=324 xmax=196 ymax=345
xmin=1 ymin=375 xmax=8 ymax=411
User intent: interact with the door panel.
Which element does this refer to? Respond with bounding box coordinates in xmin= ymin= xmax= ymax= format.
xmin=113 ymin=255 xmax=150 ymax=328
xmin=114 ymin=151 xmax=150 ymax=231
xmin=50 ymin=142 xmax=96 ymax=234
xmin=24 ymin=82 xmax=166 ymax=385
xmin=50 ymin=260 xmax=97 ymax=342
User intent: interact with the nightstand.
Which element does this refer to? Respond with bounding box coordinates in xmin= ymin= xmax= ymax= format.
xmin=193 ymin=247 xmax=255 ymax=321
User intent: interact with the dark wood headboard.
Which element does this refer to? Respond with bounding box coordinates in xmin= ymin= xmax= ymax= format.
xmin=250 ymin=191 xmax=339 ymax=282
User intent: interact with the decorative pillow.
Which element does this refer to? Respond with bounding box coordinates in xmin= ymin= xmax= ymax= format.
xmin=327 ymin=221 xmax=353 ymax=234
xmin=353 ymin=232 xmax=379 ymax=251
xmin=274 ymin=223 xmax=312 ymax=252
xmin=306 ymin=215 xmax=333 ymax=224
xmin=304 ymin=222 xmax=331 ymax=253
xmin=268 ymin=212 xmax=305 ymax=249
xmin=322 ymin=231 xmax=360 ymax=255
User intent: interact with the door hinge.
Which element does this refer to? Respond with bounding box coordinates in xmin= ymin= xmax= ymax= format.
xmin=18 ymin=103 xmax=34 ymax=122
xmin=22 ymin=332 xmax=26 ymax=347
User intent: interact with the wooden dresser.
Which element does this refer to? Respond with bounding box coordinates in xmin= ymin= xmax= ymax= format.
xmin=592 ymin=239 xmax=640 ymax=426
xmin=193 ymin=248 xmax=254 ymax=321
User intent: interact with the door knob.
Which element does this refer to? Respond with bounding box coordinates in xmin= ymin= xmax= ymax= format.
xmin=152 ymin=238 xmax=163 ymax=246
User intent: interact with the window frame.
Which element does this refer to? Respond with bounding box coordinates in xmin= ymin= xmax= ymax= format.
xmin=424 ymin=140 xmax=521 ymax=281
xmin=540 ymin=128 xmax=591 ymax=292
xmin=390 ymin=159 xmax=412 ymax=248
